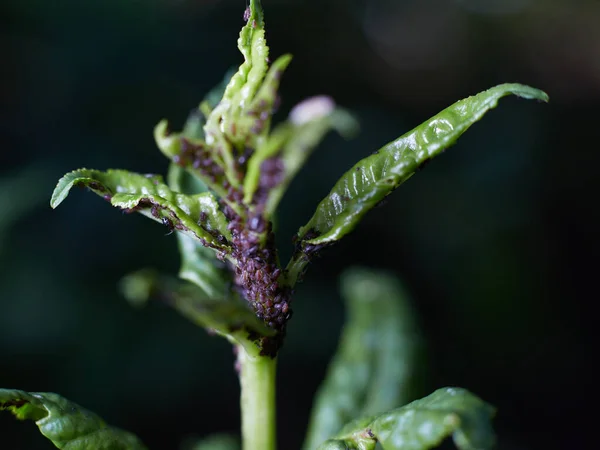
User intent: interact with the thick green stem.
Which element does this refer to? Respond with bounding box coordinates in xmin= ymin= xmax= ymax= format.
xmin=238 ymin=345 xmax=277 ymax=450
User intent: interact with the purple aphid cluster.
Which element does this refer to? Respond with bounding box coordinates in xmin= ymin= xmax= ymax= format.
xmin=221 ymin=177 xmax=292 ymax=356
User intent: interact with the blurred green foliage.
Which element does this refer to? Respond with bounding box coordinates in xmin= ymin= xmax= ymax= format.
xmin=1 ymin=0 xmax=596 ymax=449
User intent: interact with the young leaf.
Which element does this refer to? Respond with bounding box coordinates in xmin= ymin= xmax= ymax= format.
xmin=318 ymin=388 xmax=495 ymax=450
xmin=51 ymin=169 xmax=232 ymax=252
xmin=243 ymin=96 xmax=358 ymax=216
xmin=209 ymin=0 xmax=270 ymax=149
xmin=120 ymin=269 xmax=274 ymax=343
xmin=195 ymin=0 xmax=275 ymax=186
xmin=287 ymin=84 xmax=548 ymax=284
xmin=0 ymin=389 xmax=147 ymax=450
xmin=303 ymin=268 xmax=421 ymax=450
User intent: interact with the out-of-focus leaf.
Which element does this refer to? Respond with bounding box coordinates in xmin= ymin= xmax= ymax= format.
xmin=120 ymin=269 xmax=274 ymax=343
xmin=243 ymin=96 xmax=358 ymax=215
xmin=303 ymin=268 xmax=420 ymax=450
xmin=318 ymin=388 xmax=495 ymax=450
xmin=0 ymin=389 xmax=147 ymax=450
xmin=287 ymin=84 xmax=548 ymax=284
xmin=177 ymin=232 xmax=230 ymax=297
xmin=182 ymin=433 xmax=239 ymax=450
xmin=166 ymin=164 xmax=232 ymax=296
xmin=50 ymin=169 xmax=232 ymax=251
xmin=167 ymin=163 xmax=208 ymax=196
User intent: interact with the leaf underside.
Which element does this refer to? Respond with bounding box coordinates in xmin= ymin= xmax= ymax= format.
xmin=50 ymin=168 xmax=231 ymax=251
xmin=0 ymin=389 xmax=147 ymax=450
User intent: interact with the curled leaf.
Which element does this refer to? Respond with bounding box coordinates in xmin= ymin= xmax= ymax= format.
xmin=196 ymin=0 xmax=272 ymax=186
xmin=154 ymin=122 xmax=231 ymax=200
xmin=210 ymin=0 xmax=269 ymax=147
xmin=243 ymin=96 xmax=358 ymax=215
xmin=51 ymin=169 xmax=232 ymax=251
xmin=0 ymin=389 xmax=147 ymax=450
xmin=318 ymin=388 xmax=496 ymax=450
xmin=287 ymin=84 xmax=548 ymax=284
xmin=303 ymin=268 xmax=420 ymax=450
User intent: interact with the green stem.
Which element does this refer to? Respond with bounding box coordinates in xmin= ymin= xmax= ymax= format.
xmin=238 ymin=346 xmax=277 ymax=450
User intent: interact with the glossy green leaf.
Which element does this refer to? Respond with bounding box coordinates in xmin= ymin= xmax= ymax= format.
xmin=318 ymin=388 xmax=495 ymax=450
xmin=288 ymin=84 xmax=548 ymax=283
xmin=243 ymin=96 xmax=358 ymax=215
xmin=303 ymin=268 xmax=420 ymax=450
xmin=50 ymin=169 xmax=232 ymax=251
xmin=0 ymin=389 xmax=147 ymax=450
xmin=120 ymin=269 xmax=274 ymax=342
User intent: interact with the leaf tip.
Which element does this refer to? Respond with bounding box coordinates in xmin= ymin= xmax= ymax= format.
xmin=496 ymin=83 xmax=549 ymax=103
xmin=154 ymin=119 xmax=180 ymax=157
xmin=50 ymin=169 xmax=83 ymax=209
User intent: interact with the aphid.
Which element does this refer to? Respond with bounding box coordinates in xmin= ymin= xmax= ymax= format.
xmin=243 ymin=6 xmax=251 ymax=22
xmin=374 ymin=197 xmax=389 ymax=209
xmin=248 ymin=216 xmax=259 ymax=230
xmin=162 ymin=217 xmax=174 ymax=235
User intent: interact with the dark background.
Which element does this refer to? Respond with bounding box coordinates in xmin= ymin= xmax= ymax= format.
xmin=1 ymin=0 xmax=597 ymax=449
